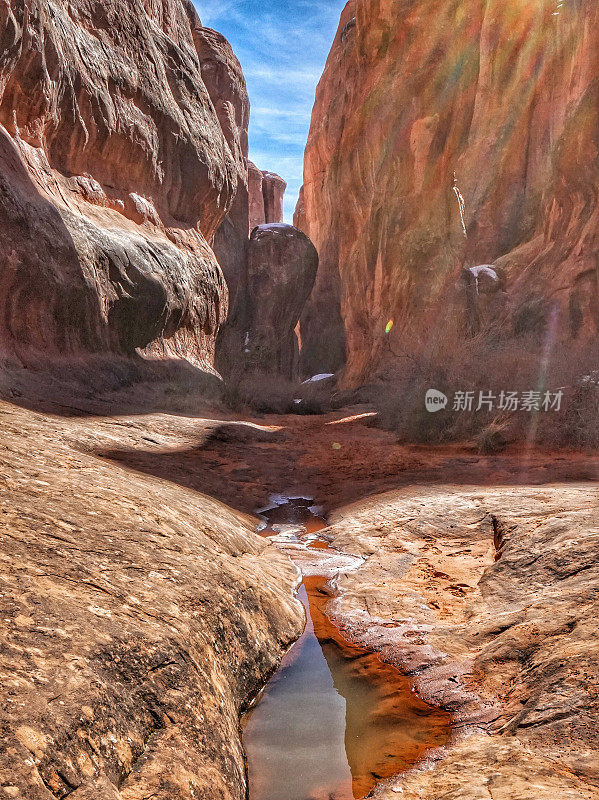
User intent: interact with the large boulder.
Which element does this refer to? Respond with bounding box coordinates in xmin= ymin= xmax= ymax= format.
xmin=242 ymin=224 xmax=318 ymax=378
xmin=213 ymin=150 xmax=288 ymax=376
xmin=0 ymin=0 xmax=245 ymax=371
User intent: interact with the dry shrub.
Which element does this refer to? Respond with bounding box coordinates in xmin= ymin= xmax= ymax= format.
xmin=371 ymin=332 xmax=599 ymax=452
xmin=223 ymin=373 xmax=296 ymax=414
xmin=475 ymin=417 xmax=511 ymax=454
xmin=544 ymin=385 xmax=599 ymax=451
xmin=223 ymin=372 xmax=333 ymax=416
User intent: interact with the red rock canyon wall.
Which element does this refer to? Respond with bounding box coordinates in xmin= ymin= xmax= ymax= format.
xmin=248 ymin=163 xmax=287 ymax=230
xmin=0 ymin=0 xmax=245 ymax=371
xmin=297 ymin=0 xmax=599 ymax=385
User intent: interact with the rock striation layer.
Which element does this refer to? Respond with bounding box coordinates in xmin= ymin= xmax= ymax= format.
xmin=0 ymin=0 xmax=247 ymax=371
xmin=202 ymin=27 xmax=250 ymax=324
xmin=324 ymin=484 xmax=599 ymax=799
xmin=0 ymin=392 xmax=303 ymax=800
xmin=214 ymin=161 xmax=289 ymax=377
xmin=248 ymin=163 xmax=287 ymax=230
xmin=297 ymin=0 xmax=599 ymax=385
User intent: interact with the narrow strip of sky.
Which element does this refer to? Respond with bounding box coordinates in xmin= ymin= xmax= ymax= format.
xmin=195 ymin=0 xmax=346 ymax=222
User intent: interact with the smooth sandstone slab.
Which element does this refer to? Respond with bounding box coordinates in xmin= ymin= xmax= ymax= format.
xmin=322 ymin=484 xmax=599 ymax=798
xmin=0 ymin=397 xmax=303 ymax=799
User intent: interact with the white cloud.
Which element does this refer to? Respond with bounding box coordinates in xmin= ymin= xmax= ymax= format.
xmin=243 ymin=65 xmax=323 ymax=86
xmin=250 ymin=152 xmax=304 ymax=180
xmin=193 ymin=0 xmax=345 ymax=220
xmin=196 ymin=0 xmax=241 ymax=25
xmin=252 ymin=106 xmax=312 ymax=121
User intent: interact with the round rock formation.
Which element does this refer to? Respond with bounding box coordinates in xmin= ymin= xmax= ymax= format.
xmin=242 ymin=224 xmax=318 ymax=379
xmin=0 ymin=0 xmax=243 ymax=371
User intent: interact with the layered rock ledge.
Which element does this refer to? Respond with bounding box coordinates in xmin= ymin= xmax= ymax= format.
xmin=0 ymin=392 xmax=303 ymax=799
xmin=1 ymin=371 xmax=597 ymax=799
xmin=324 ymin=485 xmax=599 ymax=799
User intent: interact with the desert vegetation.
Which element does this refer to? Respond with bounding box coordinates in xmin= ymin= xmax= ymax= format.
xmin=370 ymin=329 xmax=599 ymax=452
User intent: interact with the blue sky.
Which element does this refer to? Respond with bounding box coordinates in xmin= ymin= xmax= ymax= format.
xmin=194 ymin=0 xmax=346 ymax=221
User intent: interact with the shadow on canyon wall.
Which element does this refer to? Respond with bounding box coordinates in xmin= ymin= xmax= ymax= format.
xmin=0 ymin=357 xmax=224 ymax=418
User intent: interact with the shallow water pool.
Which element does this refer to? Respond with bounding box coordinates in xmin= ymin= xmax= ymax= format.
xmin=242 ymin=498 xmax=451 ymax=800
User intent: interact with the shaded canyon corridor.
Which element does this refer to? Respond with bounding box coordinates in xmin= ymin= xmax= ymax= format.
xmin=0 ymin=0 xmax=598 ymax=799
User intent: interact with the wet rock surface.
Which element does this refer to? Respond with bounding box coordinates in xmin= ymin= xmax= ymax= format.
xmin=324 ymin=485 xmax=599 ymax=798
xmin=1 ymin=365 xmax=597 ymax=799
xmin=100 ymin=400 xmax=599 ymax=799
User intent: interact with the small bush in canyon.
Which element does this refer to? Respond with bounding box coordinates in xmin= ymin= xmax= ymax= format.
xmin=371 ymin=334 xmax=599 ymax=452
xmin=223 ymin=372 xmax=333 ymax=415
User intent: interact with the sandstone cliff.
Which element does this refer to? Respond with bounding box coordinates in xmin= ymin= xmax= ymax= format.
xmin=214 ymin=161 xmax=291 ymax=377
xmin=0 ymin=0 xmax=246 ymax=371
xmin=202 ymin=27 xmax=250 ymax=326
xmin=297 ymin=0 xmax=599 ymax=385
xmin=248 ymin=162 xmax=287 ymax=230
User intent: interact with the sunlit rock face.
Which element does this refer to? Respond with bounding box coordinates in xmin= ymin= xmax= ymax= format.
xmin=260 ymin=171 xmax=287 ymax=227
xmin=297 ymin=0 xmax=599 ymax=386
xmin=0 ymin=0 xmax=245 ymax=370
xmin=0 ymin=396 xmax=304 ymax=800
xmin=248 ymin=162 xmax=287 ymax=229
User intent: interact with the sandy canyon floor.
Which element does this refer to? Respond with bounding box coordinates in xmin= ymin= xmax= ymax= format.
xmin=0 ymin=365 xmax=597 ymax=800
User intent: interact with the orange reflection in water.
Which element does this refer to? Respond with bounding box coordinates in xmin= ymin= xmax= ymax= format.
xmin=243 ymin=502 xmax=452 ymax=800
xmin=305 ymin=573 xmax=450 ymax=798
